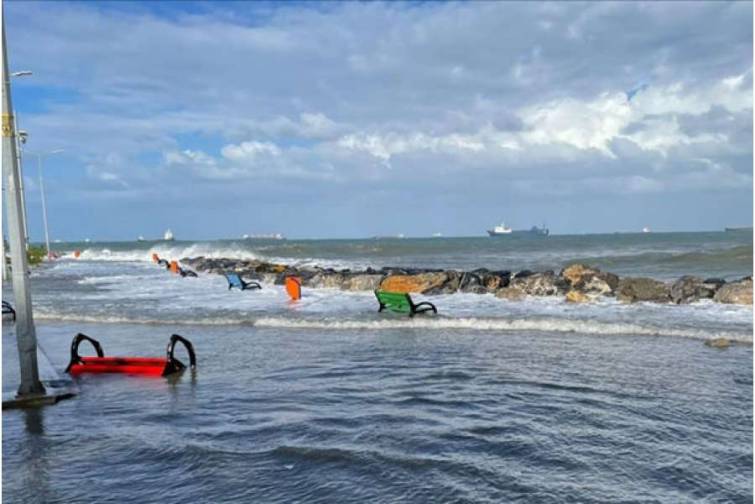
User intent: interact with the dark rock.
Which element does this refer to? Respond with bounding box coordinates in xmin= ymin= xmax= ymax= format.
xmin=488 ymin=271 xmax=511 ymax=290
xmin=510 ymin=271 xmax=567 ymax=296
xmin=616 ymin=277 xmax=670 ymax=303
xmin=459 ymin=272 xmax=484 ymax=293
xmin=703 ymin=278 xmax=726 ymax=288
xmin=424 ymin=271 xmax=462 ymax=294
xmin=670 ymin=276 xmax=703 ymax=304
xmin=670 ymin=275 xmax=721 ymax=304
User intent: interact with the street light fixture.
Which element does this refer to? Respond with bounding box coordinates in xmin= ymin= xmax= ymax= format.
xmin=25 ymin=149 xmax=64 ymax=260
xmin=11 ymin=70 xmax=32 ymax=77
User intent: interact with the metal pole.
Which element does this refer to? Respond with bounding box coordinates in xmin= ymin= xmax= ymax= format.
xmin=37 ymin=154 xmax=52 ymax=259
xmin=14 ymin=115 xmax=29 ymax=250
xmin=2 ymin=234 xmax=8 ymax=281
xmin=2 ymin=17 xmax=45 ymax=396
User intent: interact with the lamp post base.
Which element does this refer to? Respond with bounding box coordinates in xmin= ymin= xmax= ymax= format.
xmin=2 ymin=379 xmax=77 ymax=410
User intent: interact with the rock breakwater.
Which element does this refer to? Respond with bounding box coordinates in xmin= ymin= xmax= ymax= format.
xmin=179 ymin=257 xmax=753 ymax=305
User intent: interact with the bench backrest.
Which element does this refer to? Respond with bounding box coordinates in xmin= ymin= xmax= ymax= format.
xmin=225 ymin=273 xmax=244 ymax=288
xmin=286 ymin=276 xmax=302 ymax=300
xmin=375 ymin=290 xmax=413 ymax=313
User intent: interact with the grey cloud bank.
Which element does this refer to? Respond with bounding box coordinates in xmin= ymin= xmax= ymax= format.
xmin=6 ymin=1 xmax=752 ymax=240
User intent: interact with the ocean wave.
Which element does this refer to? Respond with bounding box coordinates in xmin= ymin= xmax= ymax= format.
xmin=69 ymin=244 xmax=266 ymax=263
xmin=575 ymin=245 xmax=753 ymax=270
xmin=65 ymin=245 xmax=361 ymax=270
xmin=30 ymin=310 xmax=752 ymax=343
xmin=253 ymin=316 xmax=752 ymax=342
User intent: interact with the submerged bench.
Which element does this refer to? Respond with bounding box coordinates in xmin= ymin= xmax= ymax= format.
xmin=2 ymin=301 xmax=15 ymax=321
xmin=374 ymin=290 xmax=437 ymax=317
xmin=224 ymin=272 xmax=262 ymax=291
xmin=65 ymin=333 xmax=196 ymax=377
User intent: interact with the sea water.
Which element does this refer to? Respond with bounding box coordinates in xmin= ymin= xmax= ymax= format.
xmin=2 ymin=231 xmax=752 ymax=502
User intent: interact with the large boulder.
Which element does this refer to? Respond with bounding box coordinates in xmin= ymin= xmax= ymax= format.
xmin=559 ymin=263 xmax=618 ymax=297
xmin=459 ymin=272 xmax=485 ymax=293
xmin=341 ymin=274 xmax=384 ymax=291
xmin=713 ymin=277 xmax=753 ymax=305
xmin=424 ymin=271 xmax=463 ymax=294
xmin=481 ymin=271 xmax=510 ymax=291
xmin=560 ymin=263 xmax=593 ymax=285
xmin=509 ymin=271 xmax=567 ymax=296
xmin=380 ymin=272 xmax=450 ymax=294
xmin=670 ymin=276 xmax=722 ymax=304
xmin=616 ymin=277 xmax=670 ymax=303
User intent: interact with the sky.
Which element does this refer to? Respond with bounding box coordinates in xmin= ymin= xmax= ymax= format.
xmin=4 ymin=1 xmax=753 ymax=240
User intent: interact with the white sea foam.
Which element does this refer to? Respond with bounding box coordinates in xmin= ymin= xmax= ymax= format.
xmin=30 ymin=309 xmax=751 ymax=343
xmin=254 ymin=316 xmax=753 ymax=342
xmin=71 ymin=244 xmax=266 ymax=263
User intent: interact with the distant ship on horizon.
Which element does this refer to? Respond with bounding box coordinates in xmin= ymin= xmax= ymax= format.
xmin=243 ymin=233 xmax=286 ymax=240
xmin=487 ymin=222 xmax=512 ymax=236
xmin=164 ymin=229 xmax=174 ymax=241
xmin=488 ymin=222 xmax=549 ymax=237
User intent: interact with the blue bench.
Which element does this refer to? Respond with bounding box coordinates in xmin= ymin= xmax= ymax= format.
xmin=224 ymin=272 xmax=262 ymax=291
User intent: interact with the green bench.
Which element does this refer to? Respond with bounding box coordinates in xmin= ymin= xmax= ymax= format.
xmin=374 ymin=290 xmax=438 ymax=317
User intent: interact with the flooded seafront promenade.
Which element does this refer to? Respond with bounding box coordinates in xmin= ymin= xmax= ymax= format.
xmin=3 ymin=319 xmax=752 ymax=503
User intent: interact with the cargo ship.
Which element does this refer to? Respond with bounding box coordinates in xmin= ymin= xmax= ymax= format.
xmin=488 ymin=222 xmax=549 ymax=236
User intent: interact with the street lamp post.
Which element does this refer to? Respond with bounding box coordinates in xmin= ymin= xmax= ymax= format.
xmin=27 ymin=150 xmax=63 ymax=260
xmin=16 ymin=128 xmax=29 ymax=249
xmin=2 ymin=19 xmax=45 ymax=397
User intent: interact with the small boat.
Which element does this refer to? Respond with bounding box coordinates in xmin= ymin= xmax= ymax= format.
xmin=642 ymin=227 xmax=651 ymax=233
xmin=164 ymin=229 xmax=174 ymax=241
xmin=487 ymin=222 xmax=513 ymax=236
xmin=137 ymin=236 xmax=145 ymax=242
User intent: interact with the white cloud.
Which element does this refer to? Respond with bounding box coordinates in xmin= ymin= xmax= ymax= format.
xmin=519 ymin=92 xmax=631 ymax=156
xmin=4 ymin=1 xmax=751 ymax=234
xmin=221 ymin=141 xmax=280 ymax=161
